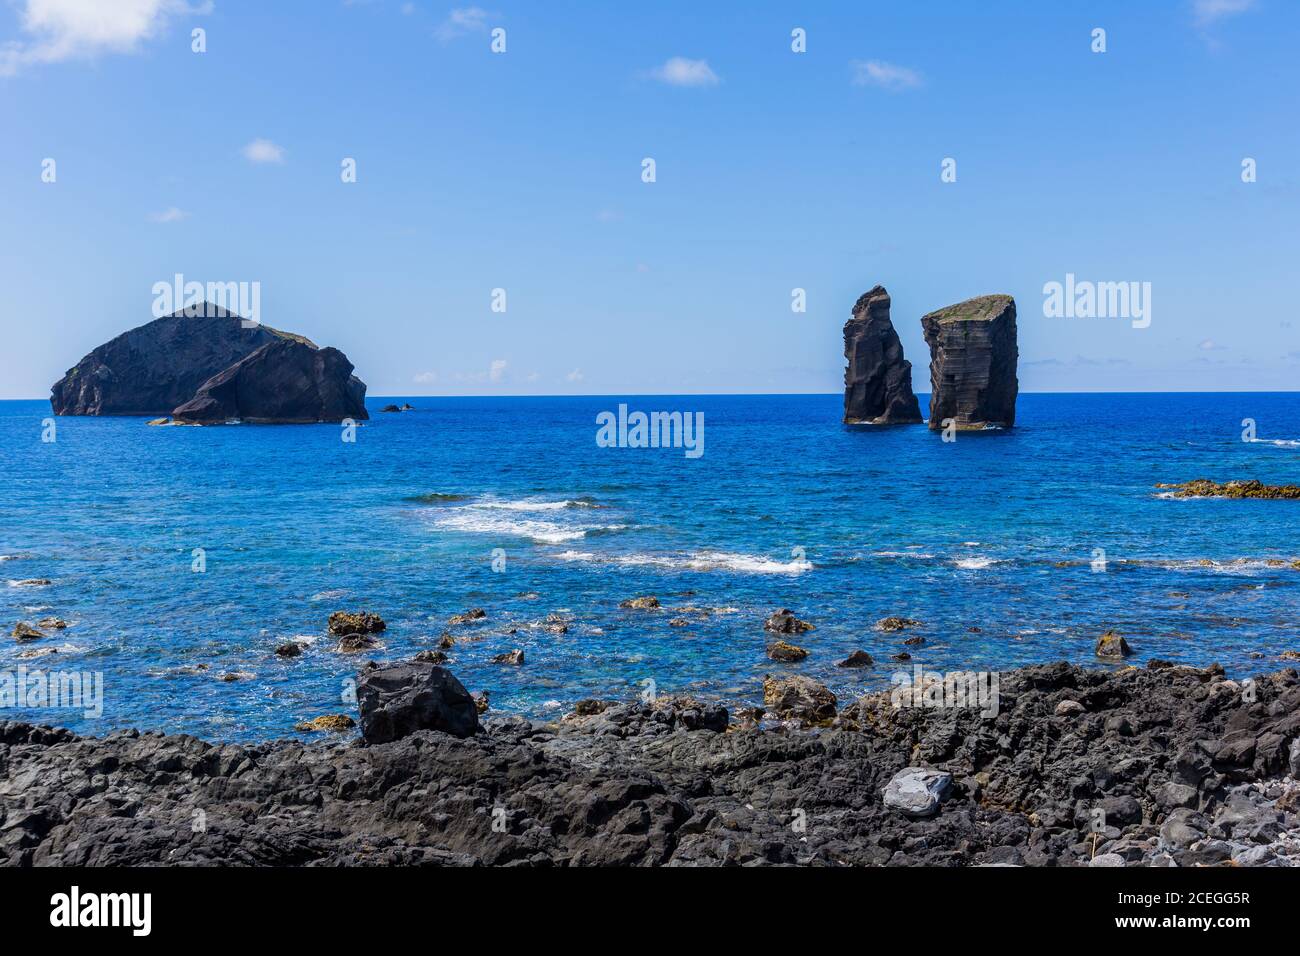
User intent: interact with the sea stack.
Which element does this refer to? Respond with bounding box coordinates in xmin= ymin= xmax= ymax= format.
xmin=921 ymin=294 xmax=1018 ymax=430
xmin=842 ymin=285 xmax=923 ymax=425
xmin=51 ymin=305 xmax=368 ymax=424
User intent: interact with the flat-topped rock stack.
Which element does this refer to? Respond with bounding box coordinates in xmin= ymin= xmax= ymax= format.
xmin=920 ymin=293 xmax=1019 ymax=430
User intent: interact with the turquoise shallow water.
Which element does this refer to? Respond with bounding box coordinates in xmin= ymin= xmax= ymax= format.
xmin=2 ymin=393 xmax=1298 ymax=741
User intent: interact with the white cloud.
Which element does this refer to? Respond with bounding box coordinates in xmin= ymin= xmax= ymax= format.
xmin=1 ymin=0 xmax=211 ymax=76
xmin=149 ymin=206 xmax=188 ymax=223
xmin=850 ymin=59 xmax=923 ymax=91
xmin=647 ymin=56 xmax=719 ymax=87
xmin=401 ymin=2 xmax=416 ymax=13
xmin=1198 ymin=338 xmax=1228 ymax=351
xmin=413 ymin=371 xmax=437 ymax=383
xmin=488 ymin=358 xmax=507 ymax=382
xmin=242 ymin=139 xmax=286 ymax=164
xmin=436 ymin=6 xmax=490 ymax=42
xmin=565 ymin=369 xmax=583 ymax=383
xmin=1193 ymin=0 xmax=1256 ymax=27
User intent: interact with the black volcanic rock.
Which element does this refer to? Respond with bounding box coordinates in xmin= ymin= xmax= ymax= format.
xmin=356 ymin=661 xmax=479 ymax=743
xmin=50 ymin=307 xmax=284 ymax=416
xmin=50 ymin=304 xmax=368 ymax=424
xmin=921 ymin=294 xmax=1018 ymax=430
xmin=171 ymin=338 xmax=367 ymax=424
xmin=8 ymin=662 xmax=1298 ymax=866
xmin=842 ymin=286 xmax=922 ymax=424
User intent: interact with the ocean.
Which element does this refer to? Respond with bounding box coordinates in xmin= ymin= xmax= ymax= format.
xmin=2 ymin=392 xmax=1298 ymax=740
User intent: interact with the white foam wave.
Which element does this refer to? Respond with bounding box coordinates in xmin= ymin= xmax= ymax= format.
xmin=954 ymin=556 xmax=1003 ymax=570
xmin=556 ymin=549 xmax=811 ymax=575
xmin=434 ymin=510 xmax=597 ymax=543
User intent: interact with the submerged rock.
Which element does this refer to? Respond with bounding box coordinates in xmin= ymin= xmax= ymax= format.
xmin=448 ymin=608 xmax=487 ymax=626
xmin=335 ymin=634 xmax=379 ymax=654
xmin=766 ymin=640 xmax=809 ymax=662
xmin=1156 ymin=479 xmax=1300 ymax=500
xmin=877 ymin=616 xmax=921 ymax=632
xmin=11 ymin=622 xmax=45 ymax=642
xmin=274 ymin=642 xmax=302 ymax=658
xmin=295 ymin=715 xmax=355 ymax=733
xmin=921 ymin=293 xmax=1018 ymax=430
xmin=764 ymin=608 xmax=814 ymax=634
xmin=414 ymin=649 xmax=448 ymax=664
xmin=491 ymin=649 xmax=525 ymax=666
xmin=328 ymin=611 xmax=386 ymax=635
xmin=355 ymin=661 xmax=479 ymax=742
xmin=842 ymin=285 xmax=923 ymax=425
xmin=619 ymin=596 xmax=660 ymax=610
xmin=171 ymin=337 xmax=367 ymax=424
xmin=35 ymin=618 xmax=69 ymax=630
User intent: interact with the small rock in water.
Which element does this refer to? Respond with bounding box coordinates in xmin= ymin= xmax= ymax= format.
xmin=11 ymin=622 xmax=45 ymax=642
xmin=437 ymin=633 xmax=455 ymax=649
xmin=883 ymin=767 xmax=952 ymax=818
xmin=491 ymin=649 xmax=524 ymax=665
xmin=448 ymin=608 xmax=487 ymax=626
xmin=472 ymin=691 xmax=490 ymax=714
xmin=328 ymin=611 xmax=386 ymax=635
xmin=837 ymin=650 xmax=874 ymax=668
xmin=36 ymin=617 xmax=69 ymax=630
xmin=294 ymin=714 xmax=355 ymax=732
xmin=619 ymin=596 xmax=660 ymax=610
xmin=764 ymin=608 xmax=814 ymax=634
xmin=1095 ymin=629 xmax=1132 ymax=659
xmin=767 ymin=640 xmax=809 ymax=662
xmin=335 ymin=633 xmax=379 ymax=653
xmin=274 ymin=642 xmax=302 ymax=658
xmin=10 ymin=579 xmax=51 ymax=587
xmin=877 ymin=616 xmax=921 ymax=632
xmin=414 ymin=649 xmax=447 ymax=664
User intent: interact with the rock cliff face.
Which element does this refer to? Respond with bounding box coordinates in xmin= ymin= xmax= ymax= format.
xmin=50 ymin=305 xmax=368 ymax=423
xmin=921 ymin=294 xmax=1018 ymax=430
xmin=842 ymin=286 xmax=922 ymax=424
xmin=171 ymin=338 xmax=368 ymax=424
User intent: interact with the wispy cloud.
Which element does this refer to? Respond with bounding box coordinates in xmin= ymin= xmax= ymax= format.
xmin=565 ymin=369 xmax=584 ymax=383
xmin=0 ymin=0 xmax=212 ymax=77
xmin=149 ymin=206 xmax=188 ymax=223
xmin=647 ymin=56 xmax=719 ymax=87
xmin=488 ymin=358 xmax=507 ymax=382
xmin=1192 ymin=0 xmax=1257 ymax=27
xmin=436 ymin=6 xmax=490 ymax=42
xmin=242 ymin=139 xmax=286 ymax=164
xmin=850 ymin=59 xmax=923 ymax=91
xmin=413 ymin=371 xmax=437 ymax=384
xmin=1199 ymin=338 xmax=1228 ymax=351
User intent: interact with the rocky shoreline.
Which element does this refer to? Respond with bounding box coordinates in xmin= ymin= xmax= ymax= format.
xmin=3 ymin=658 xmax=1298 ymax=866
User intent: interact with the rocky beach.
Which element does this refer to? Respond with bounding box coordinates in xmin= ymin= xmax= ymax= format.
xmin=4 ymin=654 xmax=1299 ymax=867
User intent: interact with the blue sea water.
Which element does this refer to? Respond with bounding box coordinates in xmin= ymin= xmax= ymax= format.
xmin=2 ymin=393 xmax=1298 ymax=741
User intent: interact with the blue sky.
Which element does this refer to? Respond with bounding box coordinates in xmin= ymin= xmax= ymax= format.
xmin=1 ymin=0 xmax=1296 ymax=398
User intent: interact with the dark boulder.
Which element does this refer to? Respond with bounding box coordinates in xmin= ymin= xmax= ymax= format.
xmin=842 ymin=285 xmax=923 ymax=424
xmin=921 ymin=294 xmax=1018 ymax=430
xmin=356 ymin=662 xmax=479 ymax=742
xmin=171 ymin=338 xmax=367 ymax=424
